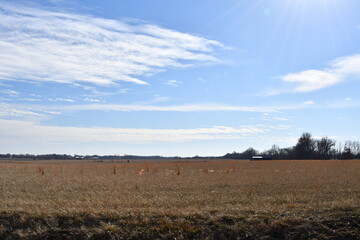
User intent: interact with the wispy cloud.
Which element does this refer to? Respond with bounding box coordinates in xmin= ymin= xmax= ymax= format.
xmin=269 ymin=54 xmax=360 ymax=94
xmin=48 ymin=98 xmax=75 ymax=103
xmin=21 ymin=98 xmax=42 ymax=102
xmin=302 ymin=100 xmax=314 ymax=105
xmin=55 ymin=99 xmax=360 ymax=113
xmin=0 ymin=119 xmax=267 ymax=144
xmin=49 ymin=103 xmax=278 ymax=113
xmin=0 ymin=103 xmax=43 ymax=118
xmin=0 ymin=82 xmax=11 ymax=87
xmin=197 ymin=77 xmax=207 ymax=83
xmin=3 ymin=99 xmax=360 ymax=120
xmin=83 ymin=98 xmax=101 ymax=103
xmin=0 ymin=3 xmax=224 ymax=86
xmin=0 ymin=102 xmax=276 ymax=121
xmin=273 ymin=117 xmax=290 ymax=121
xmin=1 ymin=89 xmax=19 ymax=97
xmin=0 ymin=103 xmax=66 ymax=120
xmin=165 ymin=80 xmax=182 ymax=87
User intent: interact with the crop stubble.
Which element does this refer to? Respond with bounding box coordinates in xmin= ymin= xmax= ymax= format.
xmin=0 ymin=159 xmax=360 ymax=239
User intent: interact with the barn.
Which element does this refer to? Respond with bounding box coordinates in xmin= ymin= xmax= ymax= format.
xmin=251 ymin=155 xmax=273 ymax=160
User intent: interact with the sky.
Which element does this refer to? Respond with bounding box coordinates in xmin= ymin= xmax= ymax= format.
xmin=0 ymin=0 xmax=359 ymax=156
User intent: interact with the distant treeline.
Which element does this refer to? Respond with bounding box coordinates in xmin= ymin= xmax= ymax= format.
xmin=224 ymin=132 xmax=360 ymax=160
xmin=0 ymin=154 xmax=183 ymax=160
xmin=1 ymin=132 xmax=359 ymax=160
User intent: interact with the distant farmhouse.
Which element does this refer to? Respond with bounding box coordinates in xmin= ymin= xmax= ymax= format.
xmin=251 ymin=155 xmax=273 ymax=160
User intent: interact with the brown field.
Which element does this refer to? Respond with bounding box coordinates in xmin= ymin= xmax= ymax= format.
xmin=1 ymin=159 xmax=360 ymax=239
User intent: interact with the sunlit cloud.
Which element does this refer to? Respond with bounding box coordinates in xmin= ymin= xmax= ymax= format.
xmin=283 ymin=70 xmax=340 ymax=92
xmin=331 ymin=54 xmax=360 ymax=76
xmin=272 ymin=54 xmax=360 ymax=94
xmin=0 ymin=3 xmax=224 ymax=87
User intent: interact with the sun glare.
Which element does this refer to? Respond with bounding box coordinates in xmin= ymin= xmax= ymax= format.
xmin=282 ymin=0 xmax=342 ymax=12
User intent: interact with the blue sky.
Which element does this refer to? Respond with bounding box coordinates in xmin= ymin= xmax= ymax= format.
xmin=0 ymin=0 xmax=359 ymax=156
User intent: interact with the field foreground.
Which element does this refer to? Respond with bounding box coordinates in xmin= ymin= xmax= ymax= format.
xmin=1 ymin=159 xmax=360 ymax=239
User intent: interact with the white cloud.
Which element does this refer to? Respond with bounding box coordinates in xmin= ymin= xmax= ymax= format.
xmin=283 ymin=70 xmax=341 ymax=92
xmin=165 ymin=80 xmax=182 ymax=87
xmin=0 ymin=3 xmax=224 ymax=86
xmin=279 ymin=54 xmax=360 ymax=93
xmin=0 ymin=119 xmax=266 ymax=144
xmin=330 ymin=54 xmax=360 ymax=76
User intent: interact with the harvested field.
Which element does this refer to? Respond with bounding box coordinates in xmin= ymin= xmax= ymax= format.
xmin=1 ymin=159 xmax=360 ymax=239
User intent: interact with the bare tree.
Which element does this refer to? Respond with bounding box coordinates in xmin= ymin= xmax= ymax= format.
xmin=295 ymin=132 xmax=316 ymax=159
xmin=342 ymin=141 xmax=360 ymax=159
xmin=316 ymin=137 xmax=336 ymax=159
xmin=242 ymin=147 xmax=259 ymax=159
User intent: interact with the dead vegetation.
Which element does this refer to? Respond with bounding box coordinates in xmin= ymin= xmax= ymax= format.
xmin=0 ymin=159 xmax=360 ymax=239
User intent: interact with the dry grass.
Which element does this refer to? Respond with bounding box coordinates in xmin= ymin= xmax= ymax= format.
xmin=1 ymin=159 xmax=360 ymax=239
xmin=1 ymin=159 xmax=359 ymax=216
